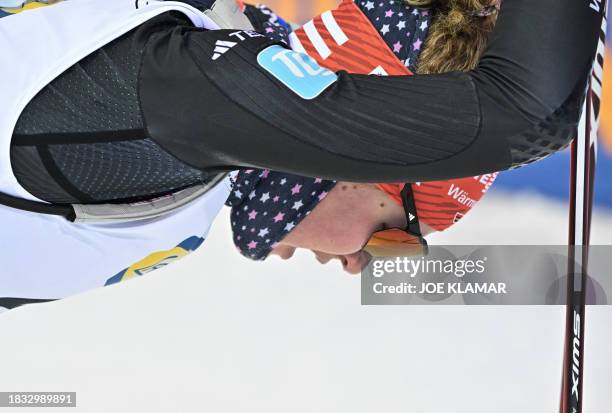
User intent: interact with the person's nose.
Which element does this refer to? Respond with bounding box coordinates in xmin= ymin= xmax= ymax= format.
xmin=339 ymin=251 xmax=371 ymax=274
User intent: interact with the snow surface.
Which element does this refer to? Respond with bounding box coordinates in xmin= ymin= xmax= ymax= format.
xmin=0 ymin=191 xmax=610 ymax=412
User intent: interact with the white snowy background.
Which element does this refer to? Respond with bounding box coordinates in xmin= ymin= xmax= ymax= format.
xmin=2 ymin=0 xmax=611 ymax=410
xmin=0 ymin=189 xmax=611 ymax=413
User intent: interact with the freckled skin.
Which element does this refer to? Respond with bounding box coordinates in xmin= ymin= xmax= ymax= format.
xmin=269 ymin=182 xmax=411 ymax=274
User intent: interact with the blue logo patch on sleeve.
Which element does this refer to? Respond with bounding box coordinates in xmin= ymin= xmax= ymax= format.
xmin=257 ymin=45 xmax=337 ymax=100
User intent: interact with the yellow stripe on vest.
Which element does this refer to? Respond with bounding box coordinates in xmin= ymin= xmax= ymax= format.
xmin=1 ymin=1 xmax=59 ymax=14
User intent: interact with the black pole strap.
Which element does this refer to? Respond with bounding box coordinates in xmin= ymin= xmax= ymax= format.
xmin=0 ymin=191 xmax=76 ymax=221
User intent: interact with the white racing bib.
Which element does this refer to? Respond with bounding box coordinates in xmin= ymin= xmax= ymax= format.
xmin=0 ymin=0 xmax=232 ymax=300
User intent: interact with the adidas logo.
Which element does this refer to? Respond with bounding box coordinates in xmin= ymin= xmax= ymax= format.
xmin=409 ymin=213 xmax=416 ymax=222
xmin=212 ymin=40 xmax=238 ymax=61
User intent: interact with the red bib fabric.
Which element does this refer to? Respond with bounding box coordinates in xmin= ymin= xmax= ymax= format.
xmin=290 ymin=0 xmax=412 ymax=76
xmin=292 ymin=0 xmax=498 ymax=231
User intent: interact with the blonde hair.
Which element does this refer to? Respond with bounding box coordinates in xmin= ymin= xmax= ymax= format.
xmin=405 ymin=0 xmax=499 ymax=74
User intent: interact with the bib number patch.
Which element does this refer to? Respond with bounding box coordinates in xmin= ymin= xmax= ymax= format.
xmin=105 ymin=236 xmax=205 ymax=286
xmin=257 ymin=45 xmax=337 ymax=100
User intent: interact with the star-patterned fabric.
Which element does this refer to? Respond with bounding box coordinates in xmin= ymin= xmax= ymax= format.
xmin=356 ymin=0 xmax=431 ymax=72
xmin=243 ymin=4 xmax=292 ymax=44
xmin=227 ymin=169 xmax=337 ymax=260
xmin=229 ymin=1 xmax=432 ymax=260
